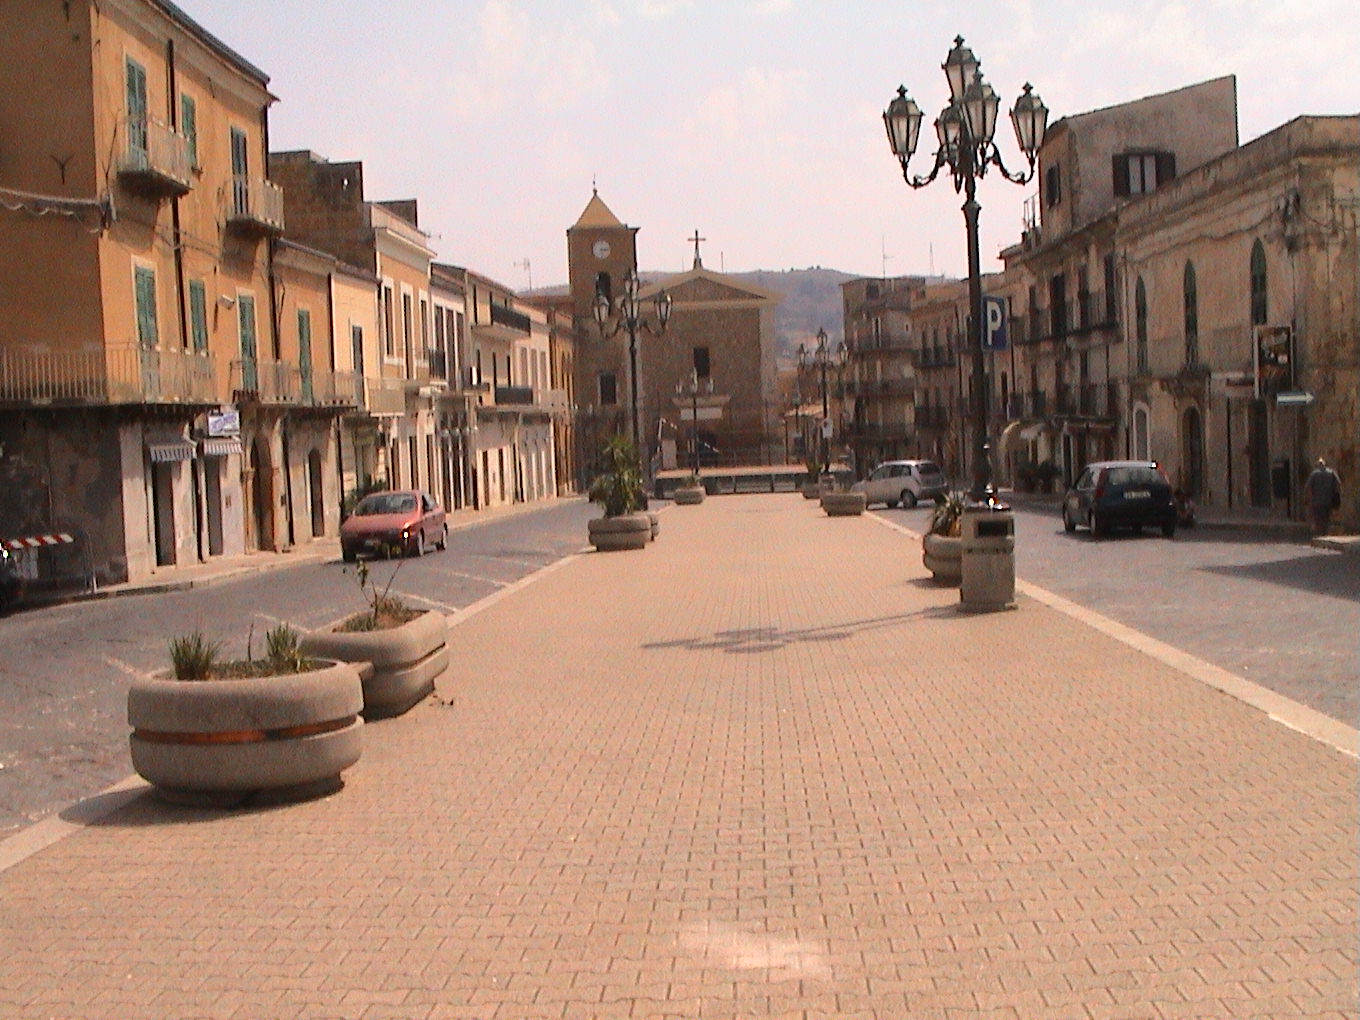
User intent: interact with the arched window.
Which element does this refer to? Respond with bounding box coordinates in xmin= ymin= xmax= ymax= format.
xmin=1250 ymin=240 xmax=1268 ymax=326
xmin=1135 ymin=277 xmax=1149 ymax=375
xmin=1182 ymin=262 xmax=1199 ymax=365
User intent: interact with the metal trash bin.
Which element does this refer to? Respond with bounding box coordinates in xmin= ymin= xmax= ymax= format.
xmin=960 ymin=504 xmax=1016 ymax=611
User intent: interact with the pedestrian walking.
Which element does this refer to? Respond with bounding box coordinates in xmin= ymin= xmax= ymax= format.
xmin=1303 ymin=457 xmax=1342 ymax=535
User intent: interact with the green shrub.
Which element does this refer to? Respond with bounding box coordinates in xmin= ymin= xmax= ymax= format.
xmin=169 ymin=631 xmax=222 ymax=681
xmin=587 ymin=435 xmax=644 ymax=518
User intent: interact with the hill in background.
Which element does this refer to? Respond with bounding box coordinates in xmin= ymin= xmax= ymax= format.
xmin=534 ymin=266 xmax=864 ymax=365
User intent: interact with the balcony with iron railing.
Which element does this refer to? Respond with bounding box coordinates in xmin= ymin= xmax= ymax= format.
xmin=0 ymin=343 xmax=214 ymax=406
xmin=493 ymin=384 xmax=535 ymax=406
xmin=915 ymin=346 xmax=959 ymax=369
xmin=225 ymin=175 xmax=285 ymax=236
xmin=366 ymin=376 xmax=406 ymax=416
xmin=231 ymin=358 xmax=297 ymax=403
xmin=117 ymin=118 xmax=192 ymax=198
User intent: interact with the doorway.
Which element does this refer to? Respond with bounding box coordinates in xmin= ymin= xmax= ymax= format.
xmin=204 ymin=457 xmax=225 ymax=556
xmin=309 ymin=449 xmax=324 ymax=538
xmin=250 ymin=438 xmax=273 ymax=551
xmin=150 ymin=461 xmax=176 ymax=566
xmin=1182 ymin=406 xmax=1205 ymax=497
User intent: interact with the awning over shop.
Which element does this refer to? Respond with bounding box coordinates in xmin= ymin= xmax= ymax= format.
xmin=200 ymin=437 xmax=244 ymax=457
xmin=146 ymin=441 xmax=196 ymax=463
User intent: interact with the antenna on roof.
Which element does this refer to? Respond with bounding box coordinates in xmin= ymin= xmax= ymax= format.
xmin=880 ymin=235 xmax=893 ymax=279
xmin=515 ymin=258 xmax=533 ymax=292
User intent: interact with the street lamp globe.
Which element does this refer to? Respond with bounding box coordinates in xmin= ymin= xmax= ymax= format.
xmin=942 ymin=35 xmax=979 ymax=103
xmin=883 ymin=86 xmax=923 ymax=163
xmin=1010 ymin=83 xmax=1049 ymax=160
xmin=961 ymin=72 xmax=1001 ymax=146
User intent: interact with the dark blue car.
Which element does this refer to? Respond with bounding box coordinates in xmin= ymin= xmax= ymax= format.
xmin=1062 ymin=460 xmax=1177 ymax=538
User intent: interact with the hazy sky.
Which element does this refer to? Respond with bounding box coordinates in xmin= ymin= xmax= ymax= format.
xmin=175 ymin=0 xmax=1356 ymax=289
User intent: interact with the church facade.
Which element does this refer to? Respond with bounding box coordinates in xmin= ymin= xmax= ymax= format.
xmin=566 ymin=192 xmax=781 ymax=472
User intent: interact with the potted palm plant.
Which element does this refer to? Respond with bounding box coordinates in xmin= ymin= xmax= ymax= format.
xmin=922 ymin=490 xmax=965 ymax=584
xmin=127 ymin=625 xmax=364 ymax=805
xmin=800 ymin=456 xmax=822 ymax=499
xmin=301 ymin=559 xmax=449 ymax=719
xmin=587 ymin=435 xmax=651 ymax=551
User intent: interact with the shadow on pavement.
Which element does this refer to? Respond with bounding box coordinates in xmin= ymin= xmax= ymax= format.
xmin=642 ymin=606 xmax=959 ymax=655
xmin=1198 ymin=555 xmax=1360 ymax=604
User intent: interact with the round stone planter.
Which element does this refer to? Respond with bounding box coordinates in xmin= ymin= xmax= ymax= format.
xmin=588 ymin=514 xmax=651 ymax=551
xmin=922 ymin=532 xmax=963 ymax=585
xmin=127 ymin=661 xmax=364 ymax=805
xmin=301 ymin=610 xmax=449 ymax=719
xmin=800 ymin=482 xmax=820 ymax=499
xmin=821 ymin=491 xmax=867 ymax=517
xmin=673 ymin=485 xmax=705 ymax=505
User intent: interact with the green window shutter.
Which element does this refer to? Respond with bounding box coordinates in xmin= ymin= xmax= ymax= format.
xmin=298 ymin=308 xmax=314 ymax=402
xmin=134 ymin=266 xmax=158 ymax=346
xmin=126 ymin=59 xmax=148 ymax=155
xmin=238 ymin=294 xmax=258 ymax=391
xmin=180 ymin=94 xmax=198 ymax=168
xmin=188 ymin=280 xmax=208 ymax=352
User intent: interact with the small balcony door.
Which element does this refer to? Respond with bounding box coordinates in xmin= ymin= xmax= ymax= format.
xmin=230 ymin=127 xmax=249 ymax=216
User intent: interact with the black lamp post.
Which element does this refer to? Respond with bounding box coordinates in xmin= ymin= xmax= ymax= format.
xmin=676 ymin=368 xmax=713 ymax=474
xmin=883 ymin=37 xmax=1048 ymax=502
xmin=593 ymin=269 xmax=672 ymax=458
xmin=798 ymin=327 xmax=845 ymax=474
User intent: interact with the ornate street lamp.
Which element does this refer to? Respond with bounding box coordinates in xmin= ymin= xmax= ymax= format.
xmin=798 ymin=327 xmax=846 ymax=474
xmin=676 ymin=368 xmax=714 ymax=475
xmin=883 ymin=36 xmax=1048 ymax=503
xmin=593 ymin=269 xmax=672 ymax=458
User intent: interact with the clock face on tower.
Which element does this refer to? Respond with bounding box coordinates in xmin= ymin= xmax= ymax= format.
xmin=592 ymin=239 xmax=611 ymax=260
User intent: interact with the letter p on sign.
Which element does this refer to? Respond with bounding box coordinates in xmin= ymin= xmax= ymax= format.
xmin=982 ymin=295 xmax=1009 ymax=351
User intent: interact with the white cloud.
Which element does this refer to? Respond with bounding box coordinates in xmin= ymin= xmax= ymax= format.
xmin=445 ymin=0 xmax=610 ymax=122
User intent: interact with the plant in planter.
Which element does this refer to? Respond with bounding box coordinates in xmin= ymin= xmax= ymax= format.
xmin=922 ymin=490 xmax=966 ymax=584
xmin=820 ymin=471 xmax=866 ymax=516
xmin=128 ymin=624 xmax=364 ymax=805
xmin=673 ymin=472 xmax=705 ymax=505
xmin=300 ymin=560 xmax=449 ymax=719
xmin=586 ymin=435 xmax=651 ymax=551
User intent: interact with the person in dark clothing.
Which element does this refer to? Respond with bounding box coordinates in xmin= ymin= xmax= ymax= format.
xmin=1304 ymin=457 xmax=1342 ymax=536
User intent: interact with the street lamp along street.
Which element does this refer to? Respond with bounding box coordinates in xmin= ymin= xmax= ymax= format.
xmin=592 ymin=269 xmax=672 ymax=462
xmin=797 ymin=327 xmax=845 ymax=476
xmin=883 ymin=36 xmax=1048 ymax=504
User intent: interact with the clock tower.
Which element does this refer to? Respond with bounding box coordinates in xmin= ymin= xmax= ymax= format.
xmin=566 ymin=189 xmax=638 ymax=328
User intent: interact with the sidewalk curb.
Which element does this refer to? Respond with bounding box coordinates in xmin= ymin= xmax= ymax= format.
xmin=868 ymin=512 xmax=1358 ymax=760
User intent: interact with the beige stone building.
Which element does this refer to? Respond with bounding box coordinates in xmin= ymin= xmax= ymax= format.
xmin=0 ymin=0 xmax=324 ymax=585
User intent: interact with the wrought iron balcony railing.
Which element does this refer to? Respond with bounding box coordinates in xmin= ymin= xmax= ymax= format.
xmin=0 ymin=343 xmax=214 ymax=406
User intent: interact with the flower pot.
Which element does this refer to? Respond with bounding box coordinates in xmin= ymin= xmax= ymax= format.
xmin=922 ymin=532 xmax=962 ymax=585
xmin=127 ymin=661 xmax=364 ymax=804
xmin=674 ymin=485 xmax=705 ymax=505
xmin=301 ymin=610 xmax=449 ymax=719
xmin=588 ymin=513 xmax=650 ymax=551
xmin=800 ymin=482 xmax=820 ymax=499
xmin=821 ymin=491 xmax=867 ymax=517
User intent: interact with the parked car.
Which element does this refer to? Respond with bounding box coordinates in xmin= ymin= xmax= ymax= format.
xmin=1062 ymin=461 xmax=1177 ymax=538
xmin=851 ymin=459 xmax=949 ymax=508
xmin=340 ymin=489 xmax=447 ymax=561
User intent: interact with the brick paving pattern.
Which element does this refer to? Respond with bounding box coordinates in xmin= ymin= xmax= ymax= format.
xmin=0 ymin=494 xmax=1355 ymax=1019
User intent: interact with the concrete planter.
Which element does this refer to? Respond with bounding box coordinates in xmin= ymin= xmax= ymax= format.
xmin=588 ymin=514 xmax=650 ymax=551
xmin=128 ymin=661 xmax=363 ymax=804
xmin=301 ymin=610 xmax=449 ymax=719
xmin=800 ymin=482 xmax=820 ymax=499
xmin=922 ymin=532 xmax=962 ymax=585
xmin=673 ymin=485 xmax=705 ymax=505
xmin=821 ymin=491 xmax=867 ymax=517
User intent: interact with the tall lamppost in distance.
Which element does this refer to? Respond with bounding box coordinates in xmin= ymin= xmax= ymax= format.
xmin=593 ymin=269 xmax=672 ymax=459
xmin=676 ymin=368 xmax=713 ymax=474
xmin=798 ymin=327 xmax=845 ymax=474
xmin=883 ymin=36 xmax=1048 ymax=502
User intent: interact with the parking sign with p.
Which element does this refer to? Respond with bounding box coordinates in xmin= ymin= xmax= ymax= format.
xmin=982 ymin=295 xmax=1009 ymax=352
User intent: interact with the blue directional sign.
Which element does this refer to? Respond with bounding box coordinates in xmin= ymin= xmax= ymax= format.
xmin=982 ymin=295 xmax=1009 ymax=351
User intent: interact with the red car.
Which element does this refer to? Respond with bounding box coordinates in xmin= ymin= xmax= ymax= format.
xmin=341 ymin=489 xmax=447 ymax=561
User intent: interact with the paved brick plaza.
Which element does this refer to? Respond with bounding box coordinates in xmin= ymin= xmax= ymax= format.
xmin=0 ymin=494 xmax=1355 ymax=1019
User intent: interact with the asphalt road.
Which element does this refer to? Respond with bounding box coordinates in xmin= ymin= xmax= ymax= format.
xmin=0 ymin=500 xmax=597 ymax=837
xmin=874 ymin=494 xmax=1359 ymax=727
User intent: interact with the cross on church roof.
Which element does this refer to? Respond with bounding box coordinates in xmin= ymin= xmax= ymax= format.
xmin=689 ymin=229 xmax=706 ymax=269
